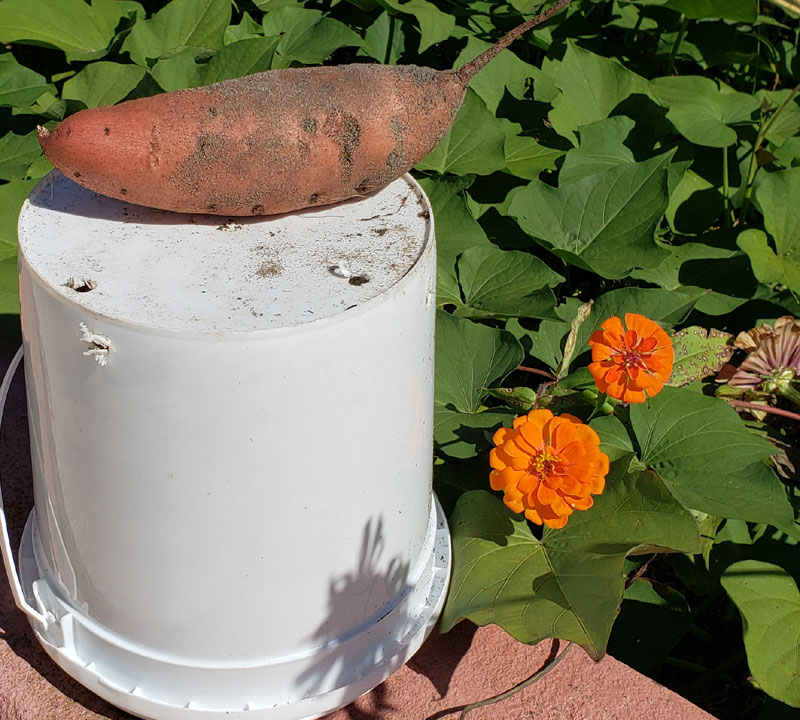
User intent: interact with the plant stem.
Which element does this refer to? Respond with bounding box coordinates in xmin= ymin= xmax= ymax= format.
xmin=664 ymin=656 xmax=708 ymax=674
xmin=722 ymin=146 xmax=731 ymax=228
xmin=740 ymin=82 xmax=800 ymax=222
xmin=667 ymin=14 xmax=688 ymax=74
xmin=518 ymin=365 xmax=556 ymax=379
xmin=384 ymin=13 xmax=396 ymax=65
xmin=459 ymin=641 xmax=574 ymax=719
xmin=729 ymin=399 xmax=800 ymax=422
xmin=457 ymin=0 xmax=572 ymax=83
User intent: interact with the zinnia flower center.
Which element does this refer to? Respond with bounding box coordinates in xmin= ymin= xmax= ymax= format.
xmin=528 ymin=448 xmax=562 ymax=480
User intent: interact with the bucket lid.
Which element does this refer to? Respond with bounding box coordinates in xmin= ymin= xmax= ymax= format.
xmin=17 ymin=172 xmax=431 ymax=333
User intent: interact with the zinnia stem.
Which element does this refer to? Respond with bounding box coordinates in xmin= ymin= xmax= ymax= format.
xmin=729 ymin=399 xmax=800 ymax=422
xmin=458 ymin=640 xmax=574 ymax=719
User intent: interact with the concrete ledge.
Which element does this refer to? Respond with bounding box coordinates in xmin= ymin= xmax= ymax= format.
xmin=0 ymin=348 xmax=716 ymax=720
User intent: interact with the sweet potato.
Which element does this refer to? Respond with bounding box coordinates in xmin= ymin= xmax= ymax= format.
xmin=38 ymin=0 xmax=570 ymax=216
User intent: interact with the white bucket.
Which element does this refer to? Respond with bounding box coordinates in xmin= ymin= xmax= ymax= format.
xmin=0 ymin=171 xmax=450 ymax=720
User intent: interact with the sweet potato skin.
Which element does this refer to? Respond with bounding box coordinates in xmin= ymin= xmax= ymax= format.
xmin=39 ymin=64 xmax=466 ymax=216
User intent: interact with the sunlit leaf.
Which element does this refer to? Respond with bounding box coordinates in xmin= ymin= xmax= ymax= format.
xmin=651 ymin=76 xmax=760 ymax=148
xmin=263 ymin=6 xmax=363 ymax=68
xmin=440 ymin=467 xmax=700 ymax=659
xmin=0 ymin=54 xmax=52 ymax=109
xmin=630 ymin=386 xmax=793 ymax=526
xmin=435 ymin=311 xmax=523 ymax=414
xmin=508 ymin=151 xmax=674 ymax=278
xmin=62 ymin=62 xmax=146 ymax=108
xmin=453 ymin=245 xmax=563 ymax=320
xmin=0 ymin=0 xmax=142 ymax=62
xmin=122 ymin=0 xmax=231 ymax=67
xmin=722 ymin=560 xmax=800 ymax=707
xmin=379 ymin=0 xmax=454 ymax=52
xmin=417 ymin=90 xmax=506 ymax=176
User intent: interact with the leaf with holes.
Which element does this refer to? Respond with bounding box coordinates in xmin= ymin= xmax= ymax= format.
xmin=440 ymin=464 xmax=700 ymax=659
xmin=669 ymin=326 xmax=734 ymax=386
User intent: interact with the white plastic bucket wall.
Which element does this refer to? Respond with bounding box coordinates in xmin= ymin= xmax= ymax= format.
xmin=10 ymin=171 xmax=450 ymax=720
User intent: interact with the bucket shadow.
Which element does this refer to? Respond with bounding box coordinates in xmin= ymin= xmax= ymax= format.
xmin=296 ymin=517 xmax=414 ymax=719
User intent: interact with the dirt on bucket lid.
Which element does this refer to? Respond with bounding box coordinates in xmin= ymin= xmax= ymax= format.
xmin=17 ymin=171 xmax=431 ymax=334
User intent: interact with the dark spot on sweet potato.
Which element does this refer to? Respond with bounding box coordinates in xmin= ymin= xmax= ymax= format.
xmin=323 ymin=111 xmax=360 ymax=183
xmin=73 ymin=171 xmax=81 ymax=178
xmin=298 ymin=139 xmax=309 ymax=163
xmin=308 ymin=193 xmax=319 ymax=204
xmin=301 ymin=118 xmax=317 ymax=134
xmin=251 ymin=204 xmax=265 ymax=214
xmin=418 ymin=209 xmax=430 ymax=219
xmin=104 ymin=127 xmax=110 ymax=135
xmin=355 ymin=178 xmax=371 ymax=193
xmin=348 ymin=275 xmax=369 ymax=286
xmin=206 ymin=202 xmax=217 ymax=211
xmin=374 ymin=228 xmax=388 ymax=236
xmin=66 ymin=128 xmax=72 ymax=138
xmin=208 ymin=107 xmax=217 ymax=118
xmin=120 ymin=187 xmax=127 ymax=195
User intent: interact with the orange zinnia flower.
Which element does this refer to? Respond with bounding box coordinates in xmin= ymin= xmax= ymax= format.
xmin=489 ymin=409 xmax=609 ymax=529
xmin=588 ymin=313 xmax=673 ymax=403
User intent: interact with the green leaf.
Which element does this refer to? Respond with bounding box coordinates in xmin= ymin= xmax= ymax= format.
xmin=507 ymin=151 xmax=673 ymax=278
xmin=549 ymin=42 xmax=653 ymax=142
xmin=760 ymin=89 xmax=800 ymax=148
xmin=416 ymin=90 xmax=506 ymax=176
xmin=738 ymin=229 xmax=800 ymax=293
xmin=0 ymin=54 xmax=52 ymax=109
xmin=440 ymin=465 xmax=700 ymax=659
xmin=263 ymin=6 xmax=363 ymax=68
xmin=665 ymin=169 xmax=723 ymax=235
xmin=650 ymin=76 xmax=760 ymax=148
xmin=417 ymin=175 xmax=490 ymax=264
xmin=504 ymin=134 xmax=566 ymax=179
xmin=358 ymin=11 xmax=405 ymax=64
xmin=453 ymin=246 xmax=563 ymax=320
xmin=379 ymin=0 xmax=454 ymax=52
xmin=122 ymin=0 xmax=231 ymax=67
xmin=590 ymin=415 xmax=634 ymax=463
xmin=62 ymin=62 xmax=146 ymax=108
xmin=0 ymin=130 xmax=41 ymax=181
xmin=558 ymin=116 xmax=637 ymax=185
xmin=721 ymin=560 xmax=800 ymax=707
xmin=200 ymin=36 xmax=280 ymax=84
xmin=669 ymin=326 xmax=734 ymax=386
xmin=0 ymin=179 xmax=36 ymax=313
xmin=453 ymin=34 xmax=536 ymax=113
xmin=224 ymin=11 xmax=264 ymax=45
xmin=0 ymin=0 xmax=142 ymax=61
xmin=150 ymin=49 xmax=204 ymax=92
xmin=435 ymin=311 xmax=523 ymax=414
xmin=558 ymin=286 xmax=702 ymax=353
xmin=738 ymin=169 xmax=800 ymax=293
xmin=434 ymin=406 xmax=515 ymax=459
xmin=607 ymin=578 xmax=692 ymax=674
xmin=630 ymin=386 xmax=793 ymax=526
xmin=662 ymin=0 xmax=757 ymax=22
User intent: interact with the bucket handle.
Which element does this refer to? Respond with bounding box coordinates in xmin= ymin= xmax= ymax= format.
xmin=0 ymin=346 xmax=48 ymax=625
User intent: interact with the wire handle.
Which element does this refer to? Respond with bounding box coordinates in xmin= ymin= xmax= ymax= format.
xmin=0 ymin=346 xmax=48 ymax=626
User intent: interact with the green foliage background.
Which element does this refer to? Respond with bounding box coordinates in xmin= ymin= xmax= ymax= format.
xmin=1 ymin=0 xmax=799 ymax=717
